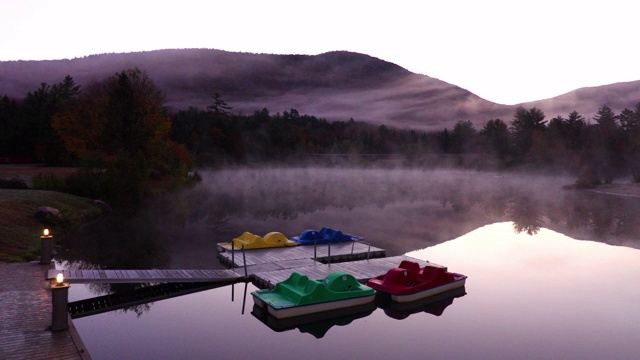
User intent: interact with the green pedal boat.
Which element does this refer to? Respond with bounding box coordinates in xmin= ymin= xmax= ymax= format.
xmin=252 ymin=271 xmax=376 ymax=319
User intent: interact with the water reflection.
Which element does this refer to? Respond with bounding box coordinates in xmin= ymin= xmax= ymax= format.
xmin=374 ymin=287 xmax=466 ymax=320
xmin=251 ymin=302 xmax=377 ymax=338
xmin=69 ymin=221 xmax=640 ymax=359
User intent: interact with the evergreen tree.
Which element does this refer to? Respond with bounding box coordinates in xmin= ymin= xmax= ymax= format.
xmin=510 ymin=106 xmax=546 ymax=161
xmin=480 ymin=118 xmax=510 ymax=162
xmin=450 ymin=120 xmax=477 ymax=154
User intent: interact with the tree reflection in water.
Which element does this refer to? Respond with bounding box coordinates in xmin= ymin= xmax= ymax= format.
xmin=508 ymin=194 xmax=543 ymax=235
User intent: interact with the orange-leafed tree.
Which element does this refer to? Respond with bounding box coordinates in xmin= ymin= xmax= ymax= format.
xmin=52 ymin=68 xmax=192 ymax=198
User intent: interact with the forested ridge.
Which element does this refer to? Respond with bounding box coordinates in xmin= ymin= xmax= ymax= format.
xmin=2 ymin=69 xmax=640 ymax=196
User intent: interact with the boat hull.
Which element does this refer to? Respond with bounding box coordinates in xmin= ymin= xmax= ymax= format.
xmin=251 ymin=301 xmax=377 ymax=337
xmin=390 ymin=277 xmax=466 ymax=303
xmin=253 ymin=293 xmax=376 ymax=319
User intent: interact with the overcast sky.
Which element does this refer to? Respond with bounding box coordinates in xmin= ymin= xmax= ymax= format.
xmin=1 ymin=0 xmax=638 ymax=105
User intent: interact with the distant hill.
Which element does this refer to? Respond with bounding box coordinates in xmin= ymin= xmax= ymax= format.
xmin=1 ymin=49 xmax=638 ymax=131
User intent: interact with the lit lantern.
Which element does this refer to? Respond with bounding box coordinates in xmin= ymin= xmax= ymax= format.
xmin=44 ymin=228 xmax=49 ymax=236
xmin=55 ymin=272 xmax=64 ymax=286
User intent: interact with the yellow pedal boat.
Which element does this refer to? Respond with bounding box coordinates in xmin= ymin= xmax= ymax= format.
xmin=217 ymin=231 xmax=298 ymax=251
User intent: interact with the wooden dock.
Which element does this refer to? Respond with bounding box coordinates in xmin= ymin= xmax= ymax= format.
xmin=1 ymin=262 xmax=88 ymax=360
xmin=46 ymin=268 xmax=241 ymax=284
xmin=44 ymin=241 xmax=445 ymax=320
xmin=218 ymin=241 xmax=386 ymax=268
xmin=248 ymin=255 xmax=443 ymax=289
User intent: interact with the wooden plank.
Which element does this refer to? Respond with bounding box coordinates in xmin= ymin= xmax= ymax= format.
xmin=104 ymin=270 xmax=117 ymax=279
xmin=192 ymin=270 xmax=208 ymax=279
xmin=147 ymin=269 xmax=162 ymax=280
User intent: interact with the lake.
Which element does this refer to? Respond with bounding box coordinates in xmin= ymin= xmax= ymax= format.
xmin=59 ymin=168 xmax=640 ymax=359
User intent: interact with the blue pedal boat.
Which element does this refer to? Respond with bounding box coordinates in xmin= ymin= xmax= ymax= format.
xmin=291 ymin=226 xmax=364 ymax=245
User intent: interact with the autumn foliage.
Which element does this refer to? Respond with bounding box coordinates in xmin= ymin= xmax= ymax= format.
xmin=52 ymin=69 xmax=193 ymax=200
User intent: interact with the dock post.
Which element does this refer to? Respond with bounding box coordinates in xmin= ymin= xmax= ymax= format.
xmin=242 ymin=245 xmax=247 ymax=278
xmin=241 ymin=283 xmax=248 ymax=314
xmin=328 ymin=241 xmax=331 ymax=264
xmin=313 ymin=239 xmax=317 ymax=260
xmin=51 ymin=273 xmax=70 ymax=331
xmin=231 ymin=241 xmax=235 ymax=266
xmin=40 ymin=229 xmax=53 ymax=265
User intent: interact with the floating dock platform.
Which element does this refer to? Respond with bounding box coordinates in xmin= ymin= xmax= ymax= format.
xmin=249 ymin=255 xmax=440 ymax=289
xmin=218 ymin=241 xmax=386 ymax=268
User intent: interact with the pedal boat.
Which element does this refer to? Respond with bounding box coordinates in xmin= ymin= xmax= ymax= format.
xmin=217 ymin=231 xmax=297 ymax=251
xmin=252 ymin=271 xmax=375 ymax=319
xmin=291 ymin=226 xmax=363 ymax=245
xmin=366 ymin=260 xmax=467 ymax=303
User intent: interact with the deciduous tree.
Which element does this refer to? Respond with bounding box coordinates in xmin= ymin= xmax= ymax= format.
xmin=52 ymin=69 xmax=192 ymax=199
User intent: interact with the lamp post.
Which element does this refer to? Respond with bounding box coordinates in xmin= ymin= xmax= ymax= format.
xmin=51 ymin=272 xmax=70 ymax=331
xmin=40 ymin=229 xmax=53 ymax=265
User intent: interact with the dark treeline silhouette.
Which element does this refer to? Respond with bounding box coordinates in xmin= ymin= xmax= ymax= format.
xmin=0 ymin=76 xmax=80 ymax=163
xmin=170 ymin=99 xmax=640 ymax=185
xmin=3 ymin=71 xmax=640 ymax=185
xmin=171 ymin=102 xmax=439 ymax=165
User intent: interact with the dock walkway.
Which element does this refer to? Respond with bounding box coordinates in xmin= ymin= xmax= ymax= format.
xmin=0 ymin=261 xmax=89 ymax=360
xmin=46 ymin=268 xmax=241 ymax=284
xmin=249 ymin=255 xmax=440 ymax=289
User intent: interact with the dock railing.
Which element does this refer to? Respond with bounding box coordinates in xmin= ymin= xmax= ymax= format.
xmin=230 ymin=241 xmax=249 ymax=279
xmin=312 ymin=239 xmax=372 ymax=263
xmin=353 ymin=240 xmax=372 ymax=260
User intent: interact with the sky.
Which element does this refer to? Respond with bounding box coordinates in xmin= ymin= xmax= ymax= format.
xmin=1 ymin=0 xmax=639 ymax=105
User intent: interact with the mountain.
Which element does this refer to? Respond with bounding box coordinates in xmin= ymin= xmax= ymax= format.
xmin=521 ymin=81 xmax=640 ymax=119
xmin=1 ymin=49 xmax=638 ymax=131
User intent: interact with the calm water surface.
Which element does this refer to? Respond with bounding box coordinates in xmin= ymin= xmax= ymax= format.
xmin=60 ymin=168 xmax=640 ymax=359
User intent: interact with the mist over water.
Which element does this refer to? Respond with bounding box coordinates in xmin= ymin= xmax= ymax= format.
xmin=58 ymin=166 xmax=640 ymax=272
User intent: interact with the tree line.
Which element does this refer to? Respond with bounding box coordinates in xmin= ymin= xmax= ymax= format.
xmin=2 ymin=68 xmax=640 ymax=196
xmin=170 ymin=90 xmax=640 ymax=185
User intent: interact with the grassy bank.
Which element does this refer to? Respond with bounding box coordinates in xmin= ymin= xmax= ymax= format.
xmin=0 ymin=189 xmax=102 ymax=262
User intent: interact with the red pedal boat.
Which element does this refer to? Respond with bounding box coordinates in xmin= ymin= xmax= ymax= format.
xmin=366 ymin=260 xmax=467 ymax=303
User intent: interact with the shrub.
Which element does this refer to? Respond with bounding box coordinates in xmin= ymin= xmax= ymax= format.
xmin=32 ymin=173 xmax=66 ymax=191
xmin=0 ymin=177 xmax=29 ymax=189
